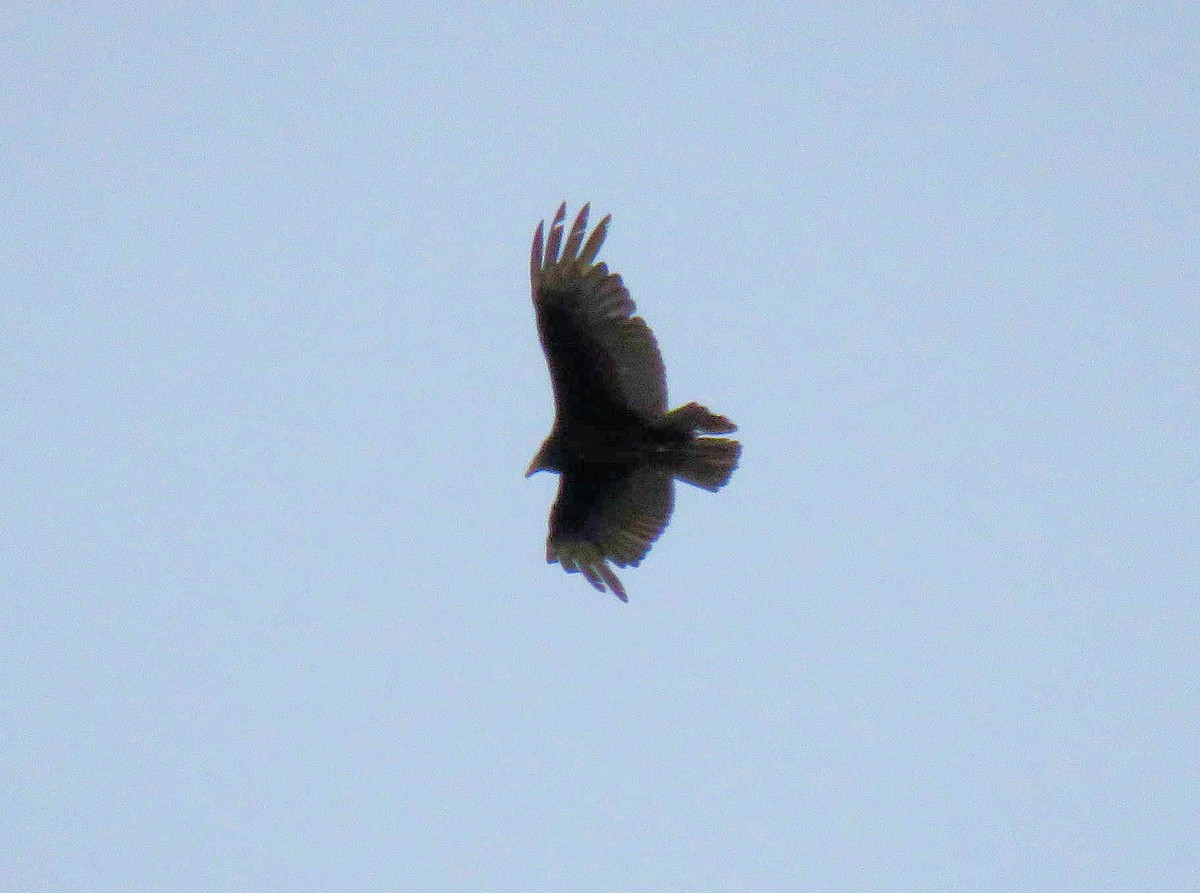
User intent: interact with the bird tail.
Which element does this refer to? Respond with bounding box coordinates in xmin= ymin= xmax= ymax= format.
xmin=671 ymin=437 xmax=740 ymax=492
xmin=655 ymin=403 xmax=740 ymax=491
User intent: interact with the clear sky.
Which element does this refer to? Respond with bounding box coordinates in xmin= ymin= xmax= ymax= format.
xmin=3 ymin=4 xmax=1197 ymax=891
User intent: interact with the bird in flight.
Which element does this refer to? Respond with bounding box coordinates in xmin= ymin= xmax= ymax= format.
xmin=527 ymin=203 xmax=741 ymax=602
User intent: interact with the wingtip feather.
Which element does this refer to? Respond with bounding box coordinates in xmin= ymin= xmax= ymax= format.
xmin=562 ymin=204 xmax=590 ymax=260
xmin=544 ymin=202 xmax=567 ymax=267
xmin=530 ymin=221 xmax=544 ymax=283
xmin=579 ymin=214 xmax=610 ymax=266
xmin=550 ymin=539 xmax=631 ymax=602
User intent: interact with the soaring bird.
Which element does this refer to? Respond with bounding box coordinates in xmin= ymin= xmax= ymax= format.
xmin=527 ymin=203 xmax=740 ymax=602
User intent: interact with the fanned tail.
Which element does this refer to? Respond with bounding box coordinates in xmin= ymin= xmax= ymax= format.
xmin=672 ymin=437 xmax=740 ymax=492
xmin=655 ymin=402 xmax=740 ymax=491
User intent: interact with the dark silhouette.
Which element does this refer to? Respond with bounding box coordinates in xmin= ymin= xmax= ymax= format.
xmin=527 ymin=203 xmax=741 ymax=601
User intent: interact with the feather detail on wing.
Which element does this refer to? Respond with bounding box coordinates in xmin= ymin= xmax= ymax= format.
xmin=531 ymin=203 xmax=667 ymax=419
xmin=545 ymin=464 xmax=675 ymax=602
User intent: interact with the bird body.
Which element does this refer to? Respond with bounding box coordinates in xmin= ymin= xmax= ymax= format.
xmin=527 ymin=203 xmax=740 ymax=601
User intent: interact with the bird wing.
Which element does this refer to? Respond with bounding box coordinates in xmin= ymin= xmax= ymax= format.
xmin=531 ymin=203 xmax=667 ymax=421
xmin=545 ymin=463 xmax=675 ymax=602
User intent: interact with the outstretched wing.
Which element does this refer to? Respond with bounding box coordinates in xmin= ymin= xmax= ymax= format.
xmin=546 ymin=463 xmax=675 ymax=602
xmin=531 ymin=203 xmax=667 ymax=421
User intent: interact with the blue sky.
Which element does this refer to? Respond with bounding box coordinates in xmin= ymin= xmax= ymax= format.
xmin=3 ymin=4 xmax=1197 ymax=890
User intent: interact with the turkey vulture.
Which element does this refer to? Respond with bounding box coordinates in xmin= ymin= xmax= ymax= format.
xmin=526 ymin=203 xmax=741 ymax=602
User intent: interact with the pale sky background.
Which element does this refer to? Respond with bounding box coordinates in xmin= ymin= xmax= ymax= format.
xmin=3 ymin=4 xmax=1197 ymax=891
